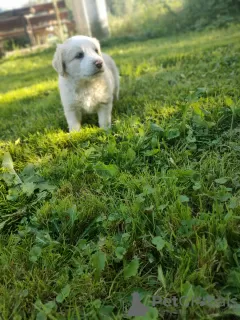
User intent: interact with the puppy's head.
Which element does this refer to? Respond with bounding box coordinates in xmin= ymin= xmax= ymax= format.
xmin=52 ymin=36 xmax=104 ymax=79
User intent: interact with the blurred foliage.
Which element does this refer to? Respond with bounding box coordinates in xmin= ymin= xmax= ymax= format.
xmin=182 ymin=0 xmax=240 ymax=30
xmin=106 ymin=0 xmax=136 ymax=16
xmin=3 ymin=36 xmax=29 ymax=52
xmin=107 ymin=0 xmax=240 ymax=39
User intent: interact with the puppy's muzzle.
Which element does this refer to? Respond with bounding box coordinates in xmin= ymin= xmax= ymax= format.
xmin=95 ymin=60 xmax=103 ymax=69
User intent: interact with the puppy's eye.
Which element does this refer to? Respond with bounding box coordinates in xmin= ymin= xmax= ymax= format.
xmin=95 ymin=48 xmax=99 ymax=54
xmin=75 ymin=52 xmax=84 ymax=59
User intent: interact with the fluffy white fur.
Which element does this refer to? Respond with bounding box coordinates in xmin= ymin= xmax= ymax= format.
xmin=52 ymin=35 xmax=119 ymax=132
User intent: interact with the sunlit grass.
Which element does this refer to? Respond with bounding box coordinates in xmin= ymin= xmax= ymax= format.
xmin=0 ymin=80 xmax=57 ymax=104
xmin=0 ymin=25 xmax=240 ymax=319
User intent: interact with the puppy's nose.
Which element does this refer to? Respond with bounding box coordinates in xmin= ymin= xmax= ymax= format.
xmin=95 ymin=60 xmax=103 ymax=69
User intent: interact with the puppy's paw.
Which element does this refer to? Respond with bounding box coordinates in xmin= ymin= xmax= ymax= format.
xmin=69 ymin=124 xmax=81 ymax=133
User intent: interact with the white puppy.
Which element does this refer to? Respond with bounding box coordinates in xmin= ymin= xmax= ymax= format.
xmin=52 ymin=35 xmax=119 ymax=132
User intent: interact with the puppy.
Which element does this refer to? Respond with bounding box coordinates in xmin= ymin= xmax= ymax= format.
xmin=52 ymin=35 xmax=119 ymax=132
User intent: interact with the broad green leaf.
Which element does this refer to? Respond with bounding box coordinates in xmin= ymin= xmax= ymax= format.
xmin=21 ymin=289 xmax=28 ymax=297
xmin=36 ymin=311 xmax=47 ymax=320
xmin=67 ymin=205 xmax=78 ymax=226
xmin=196 ymin=87 xmax=207 ymax=95
xmin=29 ymin=246 xmax=42 ymax=263
xmin=225 ymin=304 xmax=240 ymax=316
xmin=98 ymin=305 xmax=114 ymax=319
xmin=227 ymin=270 xmax=240 ymax=289
xmin=38 ymin=182 xmax=56 ymax=193
xmin=152 ymin=236 xmax=166 ymax=251
xmin=36 ymin=191 xmax=48 ymax=202
xmin=151 ymin=136 xmax=159 ymax=148
xmin=34 ymin=299 xmax=42 ymax=309
xmin=126 ymin=148 xmax=136 ymax=161
xmin=56 ymin=284 xmax=71 ymax=303
xmin=229 ymin=197 xmax=238 ymax=209
xmin=0 ymin=172 xmax=14 ymax=186
xmin=158 ymin=204 xmax=168 ymax=211
xmin=216 ymin=237 xmax=228 ymax=252
xmin=6 ymin=187 xmax=19 ymax=201
xmin=143 ymin=185 xmax=155 ymax=195
xmin=217 ymin=190 xmax=231 ymax=202
xmin=144 ymin=149 xmax=159 ymax=156
xmin=92 ymin=299 xmax=101 ymax=309
xmin=94 ymin=162 xmax=119 ymax=178
xmin=215 ymin=177 xmax=228 ymax=185
xmin=179 ymin=195 xmax=189 ymax=203
xmin=166 ymin=128 xmax=180 ymax=140
xmin=193 ymin=182 xmax=201 ymax=190
xmin=91 ymin=251 xmax=106 ymax=279
xmin=2 ymin=152 xmax=22 ymax=184
xmin=225 ymin=97 xmax=234 ymax=107
xmin=150 ymin=123 xmax=164 ymax=134
xmin=21 ymin=163 xmax=35 ymax=177
xmin=115 ymin=247 xmax=126 ymax=260
xmin=124 ymin=259 xmax=139 ymax=279
xmin=186 ymin=134 xmax=196 ymax=143
xmin=84 ymin=147 xmax=96 ymax=157
xmin=193 ymin=104 xmax=205 ymax=117
xmin=43 ymin=301 xmax=56 ymax=314
xmin=22 ymin=182 xmax=36 ymax=197
xmin=77 ymin=239 xmax=87 ymax=250
xmin=121 ymin=232 xmax=130 ymax=242
xmin=2 ymin=152 xmax=14 ymax=171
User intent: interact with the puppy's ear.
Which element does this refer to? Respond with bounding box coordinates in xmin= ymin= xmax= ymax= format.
xmin=92 ymin=37 xmax=100 ymax=45
xmin=92 ymin=37 xmax=101 ymax=53
xmin=52 ymin=44 xmax=65 ymax=76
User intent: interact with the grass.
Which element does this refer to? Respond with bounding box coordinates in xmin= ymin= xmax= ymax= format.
xmin=0 ymin=24 xmax=240 ymax=319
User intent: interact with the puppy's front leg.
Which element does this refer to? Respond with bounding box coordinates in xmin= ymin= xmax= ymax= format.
xmin=98 ymin=103 xmax=112 ymax=129
xmin=65 ymin=109 xmax=81 ymax=132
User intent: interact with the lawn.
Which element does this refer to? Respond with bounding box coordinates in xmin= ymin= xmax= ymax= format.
xmin=0 ymin=25 xmax=240 ymax=319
